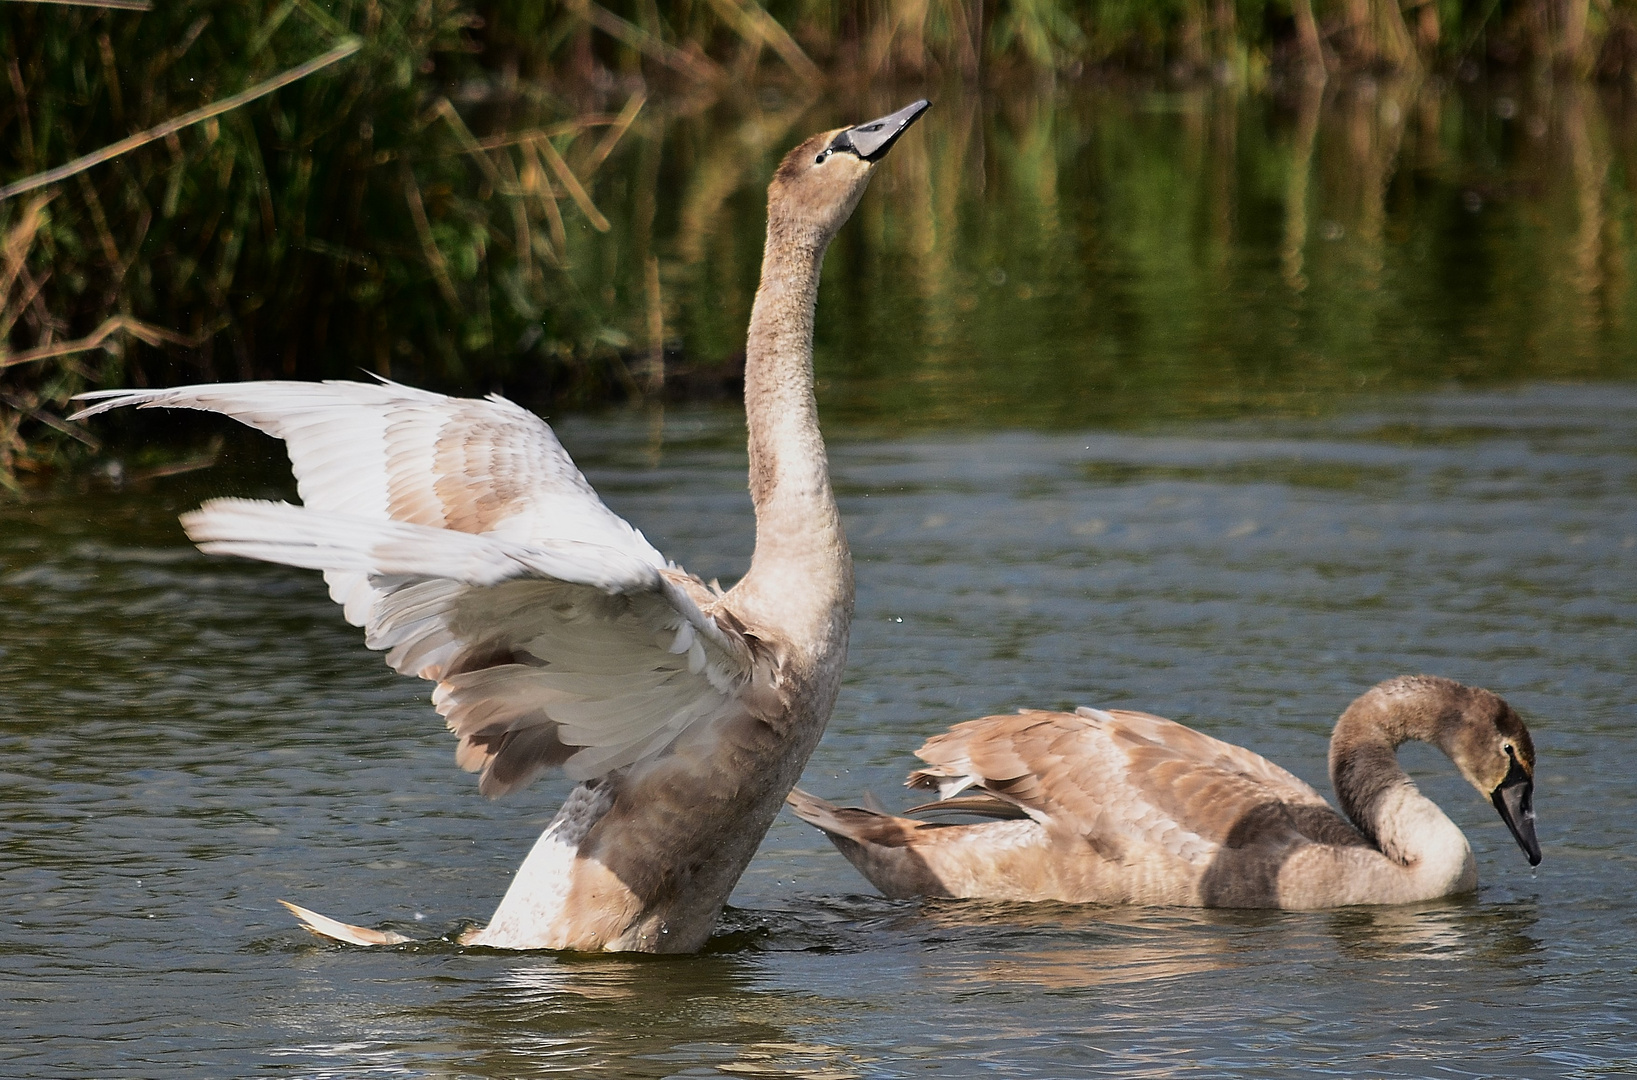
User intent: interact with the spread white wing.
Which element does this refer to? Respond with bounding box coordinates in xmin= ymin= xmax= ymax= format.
xmin=72 ymin=380 xmax=758 ymax=794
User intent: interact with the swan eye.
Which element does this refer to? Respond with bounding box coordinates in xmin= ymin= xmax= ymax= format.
xmin=817 ymin=129 xmax=858 ymax=164
xmin=1502 ymin=742 xmax=1515 ymax=758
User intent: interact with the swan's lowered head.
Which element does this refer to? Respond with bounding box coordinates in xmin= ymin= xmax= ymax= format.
xmin=767 ymin=100 xmax=930 ymax=249
xmin=1446 ymin=685 xmax=1540 ymax=866
xmin=1331 ymin=675 xmax=1541 ymax=868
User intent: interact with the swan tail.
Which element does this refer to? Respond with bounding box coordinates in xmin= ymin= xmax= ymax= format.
xmin=786 ymin=788 xmax=893 ymax=838
xmin=279 ymin=900 xmax=414 ymax=946
xmin=786 ymin=789 xmax=963 ymax=899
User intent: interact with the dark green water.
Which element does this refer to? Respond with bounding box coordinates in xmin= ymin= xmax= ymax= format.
xmin=652 ymin=80 xmax=1637 ymax=429
xmin=3 ymin=83 xmax=1637 ymax=1078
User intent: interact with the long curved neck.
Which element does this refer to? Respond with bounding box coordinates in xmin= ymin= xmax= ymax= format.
xmin=732 ymin=219 xmax=853 ymax=648
xmin=1329 ymin=690 xmax=1472 ymax=884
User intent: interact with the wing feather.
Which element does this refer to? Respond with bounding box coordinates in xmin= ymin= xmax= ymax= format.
xmin=73 ymin=381 xmax=760 ymax=796
xmin=72 ymin=379 xmax=656 ymax=557
xmin=907 ymin=708 xmax=1337 ymax=866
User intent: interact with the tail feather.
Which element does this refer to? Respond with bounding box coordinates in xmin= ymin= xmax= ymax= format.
xmin=785 ymin=789 xmax=957 ymax=899
xmin=787 ymin=788 xmax=919 ymax=846
xmin=279 ymin=900 xmax=414 ymax=946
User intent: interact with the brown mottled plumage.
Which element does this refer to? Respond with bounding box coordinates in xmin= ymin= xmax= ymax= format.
xmin=73 ymin=101 xmax=930 ymax=952
xmin=790 ymin=675 xmax=1541 ymax=909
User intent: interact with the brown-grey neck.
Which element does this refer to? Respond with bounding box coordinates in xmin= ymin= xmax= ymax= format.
xmin=731 ymin=212 xmax=854 ymax=648
xmin=1328 ymin=675 xmax=1467 ymax=861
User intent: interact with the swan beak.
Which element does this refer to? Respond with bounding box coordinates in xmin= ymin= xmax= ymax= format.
xmin=826 ymin=100 xmax=931 ymax=162
xmin=1490 ymin=757 xmax=1542 ymax=866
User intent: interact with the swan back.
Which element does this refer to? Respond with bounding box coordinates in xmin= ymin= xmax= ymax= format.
xmin=791 ymin=677 xmax=1541 ymax=908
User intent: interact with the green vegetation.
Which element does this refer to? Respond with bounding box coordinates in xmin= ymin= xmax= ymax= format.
xmin=810 ymin=81 xmax=1637 ymax=432
xmin=4 ymin=1 xmax=1637 ymax=490
xmin=0 ymin=0 xmax=644 ymax=490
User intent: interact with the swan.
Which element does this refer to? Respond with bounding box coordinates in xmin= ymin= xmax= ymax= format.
xmin=788 ymin=675 xmax=1541 ymax=909
xmin=70 ymin=99 xmax=930 ymax=953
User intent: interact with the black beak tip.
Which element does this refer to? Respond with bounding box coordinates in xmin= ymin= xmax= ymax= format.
xmin=895 ymin=98 xmax=933 ymax=125
xmin=1492 ymin=769 xmax=1541 ymax=867
xmin=1519 ymin=823 xmax=1542 ymax=866
xmin=831 ymin=99 xmax=932 ymax=163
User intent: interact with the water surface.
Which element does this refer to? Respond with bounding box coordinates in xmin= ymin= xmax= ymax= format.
xmin=2 ymin=382 xmax=1633 ymax=1077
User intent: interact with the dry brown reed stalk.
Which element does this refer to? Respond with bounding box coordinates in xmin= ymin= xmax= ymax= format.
xmin=6 ymin=59 xmax=34 ymax=173
xmin=75 ymin=172 xmax=121 ymax=267
xmin=0 ymin=195 xmax=53 ymax=340
xmin=701 ymin=0 xmax=823 ymax=83
xmin=521 ymin=137 xmax=571 ymax=257
xmin=0 ymin=391 xmax=98 ymax=448
xmin=492 ymin=150 xmax=536 ymax=287
xmin=0 ymin=38 xmax=363 ymax=203
xmin=399 ymin=160 xmax=464 ymax=313
xmin=561 ymin=0 xmax=723 ymax=83
xmin=0 ymin=192 xmax=99 ymax=489
xmin=0 ymin=313 xmax=220 ymax=371
xmin=429 ymin=94 xmax=625 ymax=288
xmin=433 ymin=97 xmax=515 ymax=194
xmin=513 ymin=144 xmax=561 ymax=266
xmin=579 ymin=92 xmax=647 ymax=180
xmin=644 ymin=253 xmax=664 ymax=396
xmin=0 ymin=410 xmax=23 ymax=493
xmin=290 ymin=0 xmax=348 ymax=39
xmin=8 ymin=0 xmax=152 ymax=9
xmin=535 ymin=136 xmax=611 ymax=232
xmin=475 ymin=116 xmax=620 ymax=151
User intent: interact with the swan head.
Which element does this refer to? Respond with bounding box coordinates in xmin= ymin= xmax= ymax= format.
xmin=769 ymin=100 xmax=930 ymax=248
xmin=1444 ymin=687 xmax=1541 ymax=867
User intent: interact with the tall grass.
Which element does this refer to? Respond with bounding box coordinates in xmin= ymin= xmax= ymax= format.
xmin=0 ymin=0 xmax=648 ymax=488
xmin=5 ymin=0 xmax=1637 ymax=490
xmin=479 ymin=1 xmax=1637 ymax=82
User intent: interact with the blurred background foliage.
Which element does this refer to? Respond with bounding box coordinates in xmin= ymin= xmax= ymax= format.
xmin=3 ymin=0 xmax=1637 ymax=489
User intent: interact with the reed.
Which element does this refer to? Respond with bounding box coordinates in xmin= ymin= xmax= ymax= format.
xmin=6 ymin=0 xmax=1637 ymax=491
xmin=475 ymin=1 xmax=1637 ymax=82
xmin=0 ymin=0 xmax=647 ymax=489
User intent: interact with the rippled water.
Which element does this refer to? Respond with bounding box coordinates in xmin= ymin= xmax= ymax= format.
xmin=1 ymin=382 xmax=1633 ymax=1077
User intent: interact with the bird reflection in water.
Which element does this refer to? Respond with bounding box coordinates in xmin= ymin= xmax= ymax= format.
xmin=1324 ymin=898 xmax=1542 ymax=963
xmin=903 ymin=894 xmax=1541 ymax=993
xmin=386 ymin=957 xmax=867 ymax=1080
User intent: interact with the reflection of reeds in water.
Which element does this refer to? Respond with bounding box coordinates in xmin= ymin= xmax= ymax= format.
xmin=1507 ymin=82 xmax=1618 ymax=376
xmin=834 ymin=79 xmax=1637 ymax=429
xmin=10 ymin=3 xmax=1637 ymax=489
xmin=1281 ymin=78 xmax=1323 ymax=292
xmin=1325 ymin=79 xmax=1411 ymax=290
